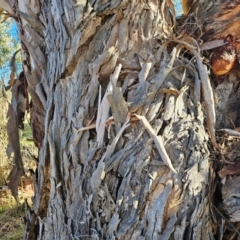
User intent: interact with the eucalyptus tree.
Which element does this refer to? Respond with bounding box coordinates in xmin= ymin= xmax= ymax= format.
xmin=2 ymin=0 xmax=240 ymax=239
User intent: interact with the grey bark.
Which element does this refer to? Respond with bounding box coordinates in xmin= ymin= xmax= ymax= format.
xmin=5 ymin=0 xmax=240 ymax=239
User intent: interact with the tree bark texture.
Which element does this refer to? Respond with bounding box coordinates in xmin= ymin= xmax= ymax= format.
xmin=5 ymin=0 xmax=240 ymax=239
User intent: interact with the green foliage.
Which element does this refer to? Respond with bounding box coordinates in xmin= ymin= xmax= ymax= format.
xmin=0 ymin=17 xmax=20 ymax=64
xmin=0 ymin=16 xmax=21 ymax=80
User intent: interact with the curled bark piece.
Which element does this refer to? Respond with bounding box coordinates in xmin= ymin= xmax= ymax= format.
xmin=106 ymin=113 xmax=131 ymax=156
xmin=134 ymin=114 xmax=177 ymax=173
xmin=218 ymin=160 xmax=240 ymax=178
xmin=0 ymin=0 xmax=14 ymax=14
xmin=96 ymin=64 xmax=122 ymax=145
xmin=77 ymin=124 xmax=96 ymax=132
xmin=9 ymin=49 xmax=21 ymax=86
xmin=174 ymin=38 xmax=219 ymax=150
xmin=200 ymin=39 xmax=226 ymax=51
xmin=217 ymin=129 xmax=240 ymax=137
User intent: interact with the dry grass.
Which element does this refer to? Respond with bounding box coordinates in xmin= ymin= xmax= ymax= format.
xmin=0 ymin=190 xmax=33 ymax=240
xmin=0 ymin=206 xmax=24 ymax=240
xmin=0 ymin=197 xmax=24 ymax=240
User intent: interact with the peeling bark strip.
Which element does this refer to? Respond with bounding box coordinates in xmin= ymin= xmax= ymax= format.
xmin=134 ymin=114 xmax=177 ymax=173
xmin=6 ymin=74 xmax=27 ymax=199
xmin=8 ymin=0 xmax=240 ymax=239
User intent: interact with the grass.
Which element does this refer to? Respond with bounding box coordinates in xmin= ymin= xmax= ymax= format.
xmin=20 ymin=122 xmax=34 ymax=146
xmin=0 ymin=196 xmax=25 ymax=240
xmin=0 ymin=191 xmax=33 ymax=240
xmin=22 ymin=122 xmax=32 ymax=138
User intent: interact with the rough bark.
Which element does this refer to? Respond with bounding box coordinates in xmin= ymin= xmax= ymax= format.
xmin=4 ymin=0 xmax=240 ymax=239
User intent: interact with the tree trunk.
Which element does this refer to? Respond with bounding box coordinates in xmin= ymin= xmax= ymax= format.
xmin=4 ymin=0 xmax=240 ymax=239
